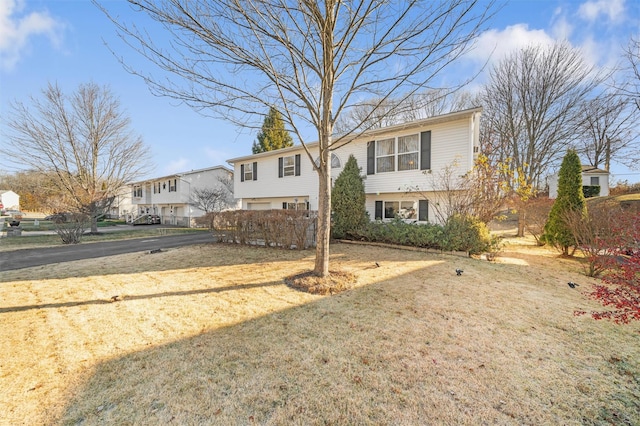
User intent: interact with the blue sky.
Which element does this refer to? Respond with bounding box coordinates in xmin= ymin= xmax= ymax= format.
xmin=1 ymin=0 xmax=639 ymax=182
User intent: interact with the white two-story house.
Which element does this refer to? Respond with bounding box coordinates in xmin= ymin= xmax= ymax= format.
xmin=227 ymin=108 xmax=481 ymax=224
xmin=130 ymin=165 xmax=234 ymax=226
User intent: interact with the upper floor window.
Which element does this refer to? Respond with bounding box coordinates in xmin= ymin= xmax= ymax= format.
xmin=314 ymin=153 xmax=342 ymax=169
xmin=168 ymin=179 xmax=177 ymax=192
xmin=590 ymin=176 xmax=600 ymax=186
xmin=398 ymin=134 xmax=419 ymax=171
xmin=241 ymin=162 xmax=258 ymax=182
xmin=133 ymin=186 xmax=142 ymax=197
xmin=374 ymin=134 xmax=419 ymax=173
xmin=279 ymin=154 xmax=301 ymax=177
xmin=368 ymin=131 xmax=430 ymax=175
xmin=283 ymin=155 xmax=295 ymax=176
xmin=376 ymin=138 xmax=395 ymax=173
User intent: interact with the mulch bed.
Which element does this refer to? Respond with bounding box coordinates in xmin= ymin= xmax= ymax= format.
xmin=285 ymin=270 xmax=357 ymax=295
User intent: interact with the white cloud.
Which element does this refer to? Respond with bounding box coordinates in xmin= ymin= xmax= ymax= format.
xmin=165 ymin=158 xmax=190 ymax=174
xmin=204 ymin=147 xmax=231 ymax=166
xmin=578 ymin=0 xmax=625 ymax=23
xmin=466 ymin=24 xmax=556 ymax=67
xmin=550 ymin=7 xmax=573 ymax=40
xmin=0 ymin=0 xmax=64 ymax=71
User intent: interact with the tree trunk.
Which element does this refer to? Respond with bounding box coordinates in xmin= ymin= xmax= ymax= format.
xmin=91 ymin=216 xmax=98 ymax=234
xmin=312 ymin=0 xmax=335 ymax=278
xmin=605 ymin=137 xmax=611 ymax=172
xmin=314 ymin=154 xmax=332 ymax=277
xmin=517 ymin=209 xmax=526 ymax=237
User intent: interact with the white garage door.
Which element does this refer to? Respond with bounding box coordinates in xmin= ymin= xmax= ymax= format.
xmin=247 ymin=202 xmax=271 ymax=210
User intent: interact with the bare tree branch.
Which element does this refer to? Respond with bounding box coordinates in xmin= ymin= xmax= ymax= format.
xmin=2 ymin=82 xmax=152 ymax=235
xmin=481 ymin=42 xmax=605 ymax=189
xmin=95 ymin=0 xmax=495 ymax=276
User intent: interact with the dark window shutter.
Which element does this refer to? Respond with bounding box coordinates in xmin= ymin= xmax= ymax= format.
xmin=282 ymin=202 xmax=287 ymax=209
xmin=295 ymin=154 xmax=301 ymax=176
xmin=278 ymin=157 xmax=283 ymax=178
xmin=367 ymin=141 xmax=375 ymax=175
xmin=419 ymin=200 xmax=429 ymax=221
xmin=240 ymin=164 xmax=245 ymax=182
xmin=375 ymin=201 xmax=383 ymax=220
xmin=420 ymin=131 xmax=431 ymax=170
xmin=253 ymin=162 xmax=258 ymax=180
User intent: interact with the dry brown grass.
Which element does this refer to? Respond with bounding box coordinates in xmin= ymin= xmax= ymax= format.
xmin=1 ymin=240 xmax=639 ymax=425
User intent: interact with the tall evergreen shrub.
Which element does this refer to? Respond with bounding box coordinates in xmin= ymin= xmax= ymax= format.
xmin=252 ymin=107 xmax=293 ymax=153
xmin=542 ymin=149 xmax=586 ymax=255
xmin=331 ymin=155 xmax=368 ymax=239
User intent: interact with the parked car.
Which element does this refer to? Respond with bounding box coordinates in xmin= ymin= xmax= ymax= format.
xmin=5 ymin=210 xmax=24 ymax=219
xmin=132 ymin=214 xmax=161 ymax=225
xmin=44 ymin=212 xmax=71 ymax=222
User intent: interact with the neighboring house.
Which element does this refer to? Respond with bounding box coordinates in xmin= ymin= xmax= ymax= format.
xmin=548 ymin=165 xmax=610 ymax=199
xmin=105 ymin=186 xmax=134 ymax=220
xmin=227 ymin=108 xmax=482 ymax=224
xmin=0 ymin=190 xmax=20 ymax=212
xmin=129 ymin=165 xmax=235 ymax=226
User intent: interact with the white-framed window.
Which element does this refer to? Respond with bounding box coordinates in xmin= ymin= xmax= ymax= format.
xmin=398 ymin=134 xmax=419 ymax=171
xmin=590 ymin=176 xmax=600 ymax=186
xmin=282 ymin=155 xmax=295 ymax=177
xmin=314 ymin=153 xmax=342 ymax=169
xmin=376 ymin=138 xmax=395 ymax=173
xmin=376 ymin=200 xmax=426 ymax=221
xmin=243 ymin=163 xmax=254 ymax=181
xmin=133 ymin=186 xmax=142 ymax=197
xmin=283 ymin=202 xmax=308 ymax=210
xmin=383 ymin=201 xmax=417 ymax=219
xmin=375 ymin=134 xmax=419 ymax=173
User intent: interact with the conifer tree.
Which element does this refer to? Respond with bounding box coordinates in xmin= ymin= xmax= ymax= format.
xmin=542 ymin=149 xmax=586 ymax=255
xmin=331 ymin=155 xmax=368 ymax=239
xmin=252 ymin=107 xmax=293 ymax=153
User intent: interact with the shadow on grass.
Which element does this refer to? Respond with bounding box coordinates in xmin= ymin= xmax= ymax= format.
xmin=0 ymin=282 xmax=280 ymax=314
xmin=51 ymin=250 xmax=639 ymax=426
xmin=0 ymin=237 xmax=309 ymax=281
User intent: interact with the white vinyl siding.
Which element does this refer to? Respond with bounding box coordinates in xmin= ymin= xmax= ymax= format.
xmin=230 ymin=110 xmax=480 ymax=220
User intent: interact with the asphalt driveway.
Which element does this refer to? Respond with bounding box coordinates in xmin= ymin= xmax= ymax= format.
xmin=0 ymin=232 xmax=216 ymax=272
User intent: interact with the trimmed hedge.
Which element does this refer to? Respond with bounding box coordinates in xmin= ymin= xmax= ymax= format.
xmin=212 ymin=210 xmax=316 ymax=250
xmin=582 ymin=185 xmax=600 ymax=198
xmin=345 ymin=215 xmax=495 ymax=255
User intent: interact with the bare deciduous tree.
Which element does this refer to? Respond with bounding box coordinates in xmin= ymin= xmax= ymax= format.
xmin=189 ymin=175 xmax=235 ymax=229
xmin=622 ymin=36 xmax=640 ymax=112
xmin=405 ymin=154 xmax=507 ymax=225
xmin=563 ymin=203 xmax=628 ymax=277
xmin=2 ymin=82 xmax=151 ymax=234
xmin=481 ymin=42 xmax=603 ymax=236
xmin=97 ymin=0 xmax=495 ymax=277
xmin=481 ymin=42 xmax=603 ymax=189
xmin=575 ymin=92 xmax=638 ymax=171
xmin=334 ymin=89 xmax=478 ymax=135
